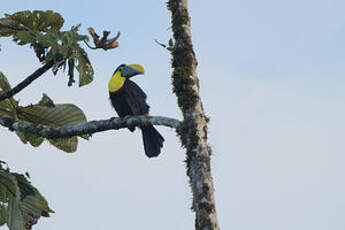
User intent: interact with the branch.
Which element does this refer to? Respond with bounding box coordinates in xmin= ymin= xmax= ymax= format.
xmin=167 ymin=1 xmax=220 ymax=230
xmin=0 ymin=115 xmax=180 ymax=138
xmin=0 ymin=61 xmax=54 ymax=102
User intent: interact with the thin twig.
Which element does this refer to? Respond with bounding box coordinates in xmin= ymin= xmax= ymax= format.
xmin=0 ymin=61 xmax=54 ymax=102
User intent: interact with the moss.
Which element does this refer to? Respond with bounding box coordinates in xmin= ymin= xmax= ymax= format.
xmin=167 ymin=1 xmax=217 ymax=229
xmin=170 ymin=41 xmax=197 ymax=109
xmin=168 ymin=0 xmax=210 ymax=186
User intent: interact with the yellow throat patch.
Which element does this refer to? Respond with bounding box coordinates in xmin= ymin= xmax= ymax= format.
xmin=108 ymin=71 xmax=126 ymax=92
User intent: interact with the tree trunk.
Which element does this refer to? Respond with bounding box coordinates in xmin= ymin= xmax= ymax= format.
xmin=167 ymin=1 xmax=220 ymax=230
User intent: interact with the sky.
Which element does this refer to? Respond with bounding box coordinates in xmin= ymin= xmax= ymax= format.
xmin=1 ymin=0 xmax=345 ymax=229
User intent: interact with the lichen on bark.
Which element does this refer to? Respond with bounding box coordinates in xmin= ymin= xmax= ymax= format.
xmin=167 ymin=0 xmax=220 ymax=230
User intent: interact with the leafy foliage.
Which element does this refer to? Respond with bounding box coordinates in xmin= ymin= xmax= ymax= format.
xmin=0 ymin=10 xmax=93 ymax=87
xmin=0 ymin=162 xmax=54 ymax=230
xmin=0 ymin=10 xmax=110 ymax=230
xmin=15 ymin=28 xmax=93 ymax=87
xmin=0 ymin=72 xmax=88 ymax=153
xmin=0 ymin=10 xmax=64 ymax=37
xmin=74 ymin=46 xmax=94 ymax=86
xmin=0 ymin=73 xmax=19 ymax=118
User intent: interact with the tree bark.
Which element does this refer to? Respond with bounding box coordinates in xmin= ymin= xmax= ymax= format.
xmin=167 ymin=1 xmax=220 ymax=230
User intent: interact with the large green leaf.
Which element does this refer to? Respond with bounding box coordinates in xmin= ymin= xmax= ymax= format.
xmin=0 ymin=73 xmax=42 ymax=148
xmin=14 ymin=94 xmax=87 ymax=153
xmin=0 ymin=71 xmax=88 ymax=153
xmin=0 ymin=166 xmax=54 ymax=230
xmin=18 ymin=103 xmax=87 ymax=127
xmin=0 ymin=73 xmax=46 ymax=149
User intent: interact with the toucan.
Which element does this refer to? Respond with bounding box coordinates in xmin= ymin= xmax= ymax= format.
xmin=108 ymin=64 xmax=164 ymax=158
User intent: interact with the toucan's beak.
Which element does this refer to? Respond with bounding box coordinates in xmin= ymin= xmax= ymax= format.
xmin=121 ymin=64 xmax=145 ymax=78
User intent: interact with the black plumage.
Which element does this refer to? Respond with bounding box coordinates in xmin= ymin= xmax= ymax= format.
xmin=109 ymin=79 xmax=164 ymax=157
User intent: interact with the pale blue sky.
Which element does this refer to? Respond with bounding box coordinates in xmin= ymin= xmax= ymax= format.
xmin=1 ymin=1 xmax=345 ymax=230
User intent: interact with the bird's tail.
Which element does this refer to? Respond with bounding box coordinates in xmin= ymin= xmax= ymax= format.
xmin=141 ymin=125 xmax=164 ymax=158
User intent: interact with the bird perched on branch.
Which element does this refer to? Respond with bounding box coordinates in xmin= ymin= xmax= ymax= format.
xmin=108 ymin=64 xmax=164 ymax=158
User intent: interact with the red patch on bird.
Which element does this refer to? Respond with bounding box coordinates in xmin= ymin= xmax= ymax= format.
xmin=109 ymin=84 xmax=125 ymax=95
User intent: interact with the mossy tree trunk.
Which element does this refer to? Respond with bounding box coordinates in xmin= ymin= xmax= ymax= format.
xmin=167 ymin=1 xmax=220 ymax=230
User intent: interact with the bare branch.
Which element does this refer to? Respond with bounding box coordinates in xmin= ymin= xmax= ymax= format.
xmin=0 ymin=60 xmax=54 ymax=102
xmin=0 ymin=115 xmax=180 ymax=138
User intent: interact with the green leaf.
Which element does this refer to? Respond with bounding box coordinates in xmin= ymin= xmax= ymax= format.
xmin=0 ymin=173 xmax=19 ymax=199
xmin=14 ymin=174 xmax=36 ymax=199
xmin=15 ymin=30 xmax=40 ymax=46
xmin=0 ymin=183 xmax=7 ymax=202
xmin=24 ymin=173 xmax=30 ymax=179
xmin=17 ymin=93 xmax=86 ymax=126
xmin=1 ymin=12 xmax=94 ymax=86
xmin=168 ymin=38 xmax=174 ymax=47
xmin=0 ymin=71 xmax=89 ymax=154
xmin=0 ymin=91 xmax=88 ymax=152
xmin=18 ymin=103 xmax=87 ymax=127
xmin=21 ymin=196 xmax=49 ymax=218
xmin=38 ymin=93 xmax=54 ymax=107
xmin=0 ymin=97 xmax=16 ymax=118
xmin=15 ymin=132 xmax=44 ymax=147
xmin=75 ymin=47 xmax=94 ymax=86
xmin=0 ymin=206 xmax=6 ymax=226
xmin=7 ymin=198 xmax=25 ymax=230
xmin=0 ymin=18 xmax=15 ymax=36
xmin=48 ymin=137 xmax=78 ymax=153
xmin=3 ymin=10 xmax=64 ymax=32
xmin=0 ymin=167 xmax=54 ymax=230
xmin=0 ymin=72 xmax=11 ymax=92
xmin=14 ymin=30 xmax=93 ymax=87
xmin=14 ymin=94 xmax=87 ymax=152
xmin=0 ymin=72 xmax=19 ymax=114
